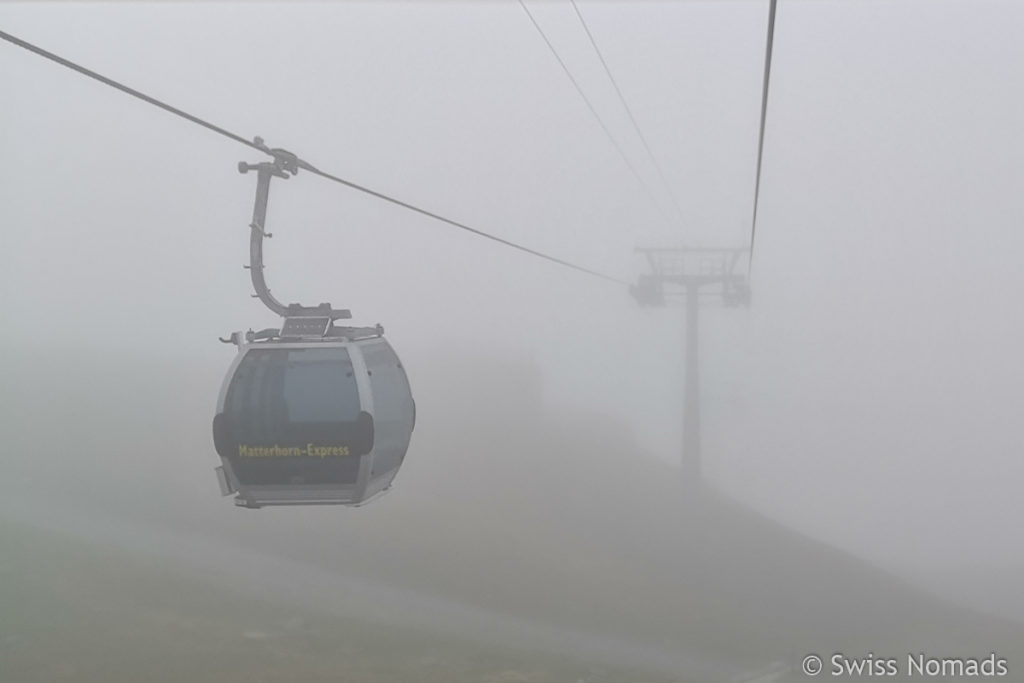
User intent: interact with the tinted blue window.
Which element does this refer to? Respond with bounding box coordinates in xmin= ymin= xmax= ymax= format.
xmin=283 ymin=347 xmax=360 ymax=422
xmin=220 ymin=346 xmax=365 ymax=486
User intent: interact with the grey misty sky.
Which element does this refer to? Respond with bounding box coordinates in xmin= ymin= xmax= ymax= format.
xmin=2 ymin=1 xmax=1023 ymax=579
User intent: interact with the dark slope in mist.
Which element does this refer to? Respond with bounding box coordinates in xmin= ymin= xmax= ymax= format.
xmin=3 ymin=346 xmax=1021 ymax=679
xmin=0 ymin=518 xmax=679 ymax=683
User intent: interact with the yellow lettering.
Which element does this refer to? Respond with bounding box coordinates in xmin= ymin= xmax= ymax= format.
xmin=236 ymin=444 xmax=352 ymax=458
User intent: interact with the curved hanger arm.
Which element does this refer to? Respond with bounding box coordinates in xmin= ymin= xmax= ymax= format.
xmin=239 ymin=146 xmax=351 ymax=321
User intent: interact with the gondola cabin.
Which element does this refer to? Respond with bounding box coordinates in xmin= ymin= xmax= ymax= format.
xmin=212 ymin=319 xmax=414 ymax=508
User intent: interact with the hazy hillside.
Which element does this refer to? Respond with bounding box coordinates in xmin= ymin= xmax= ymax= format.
xmin=2 ymin=345 xmax=1021 ymax=681
xmin=0 ymin=518 xmax=680 ymax=683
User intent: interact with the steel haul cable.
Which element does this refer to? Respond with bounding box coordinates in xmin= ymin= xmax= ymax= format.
xmin=0 ymin=28 xmax=628 ymax=286
xmin=517 ymin=0 xmax=676 ymax=231
xmin=748 ymin=0 xmax=778 ymax=273
xmin=569 ymin=0 xmax=686 ymax=227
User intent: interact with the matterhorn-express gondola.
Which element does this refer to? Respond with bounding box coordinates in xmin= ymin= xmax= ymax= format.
xmin=212 ymin=143 xmax=415 ymax=508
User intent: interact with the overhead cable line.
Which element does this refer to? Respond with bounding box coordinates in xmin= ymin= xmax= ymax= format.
xmin=748 ymin=0 xmax=777 ymax=273
xmin=0 ymin=28 xmax=628 ymax=286
xmin=301 ymin=164 xmax=627 ymax=284
xmin=516 ymin=0 xmax=676 ymax=230
xmin=569 ymin=0 xmax=687 ymax=226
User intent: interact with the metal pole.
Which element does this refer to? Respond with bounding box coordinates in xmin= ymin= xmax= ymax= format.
xmin=631 ymin=247 xmax=749 ymax=487
xmin=682 ymin=282 xmax=701 ymax=483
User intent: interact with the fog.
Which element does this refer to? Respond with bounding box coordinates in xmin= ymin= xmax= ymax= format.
xmin=2 ymin=1 xmax=1023 ymax=681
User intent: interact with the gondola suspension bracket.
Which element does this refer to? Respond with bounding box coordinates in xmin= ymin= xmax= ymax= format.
xmin=238 ymin=137 xmax=352 ymax=323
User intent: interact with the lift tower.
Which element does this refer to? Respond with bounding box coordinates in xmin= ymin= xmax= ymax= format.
xmin=631 ymin=247 xmax=751 ymax=485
